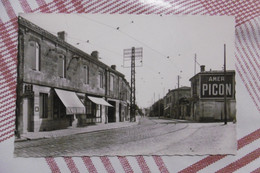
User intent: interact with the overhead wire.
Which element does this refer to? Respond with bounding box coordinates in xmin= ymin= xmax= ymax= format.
xmin=49 ymin=14 xmax=182 ymax=94
xmin=61 ymin=16 xmax=169 ymax=77
xmin=76 ymin=14 xmax=174 ymax=60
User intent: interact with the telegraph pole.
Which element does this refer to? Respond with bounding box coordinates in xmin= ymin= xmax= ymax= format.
xmin=130 ymin=47 xmax=136 ymax=122
xmin=224 ymin=44 xmax=227 ymax=125
xmin=158 ymin=94 xmax=160 ymax=118
xmin=194 ymin=54 xmax=197 ymax=75
xmin=123 ymin=47 xmax=143 ymax=122
xmin=177 ymin=75 xmax=180 ymax=119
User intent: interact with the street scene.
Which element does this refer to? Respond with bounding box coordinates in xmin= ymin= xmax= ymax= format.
xmin=15 ymin=14 xmax=236 ymax=157
xmin=14 ymin=116 xmax=236 ymax=157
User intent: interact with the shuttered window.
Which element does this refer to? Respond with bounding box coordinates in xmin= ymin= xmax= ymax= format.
xmin=99 ymin=72 xmax=103 ymax=88
xmin=29 ymin=41 xmax=40 ymax=71
xmin=58 ymin=55 xmax=65 ymax=78
xmin=110 ymin=75 xmax=114 ymax=91
xmin=84 ymin=66 xmax=89 ymax=84
xmin=86 ymin=100 xmax=92 ymax=114
xmin=40 ymin=93 xmax=48 ymax=118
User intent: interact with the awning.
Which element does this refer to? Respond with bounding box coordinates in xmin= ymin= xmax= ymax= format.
xmin=88 ymin=96 xmax=113 ymax=107
xmin=55 ymin=89 xmax=86 ymax=114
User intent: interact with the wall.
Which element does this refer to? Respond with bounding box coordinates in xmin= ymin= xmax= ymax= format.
xmin=194 ymin=100 xmax=236 ymax=121
xmin=22 ymin=30 xmax=106 ymax=96
xmin=17 ymin=17 xmax=131 ymax=134
xmin=190 ymin=72 xmax=236 ymax=122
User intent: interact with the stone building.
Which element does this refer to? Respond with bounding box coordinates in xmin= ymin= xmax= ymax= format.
xmin=189 ymin=65 xmax=236 ymax=122
xmin=16 ymin=16 xmax=130 ymax=136
xmin=163 ymin=86 xmax=191 ymax=119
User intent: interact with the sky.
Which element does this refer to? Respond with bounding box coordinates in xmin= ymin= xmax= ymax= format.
xmin=20 ymin=13 xmax=235 ymax=108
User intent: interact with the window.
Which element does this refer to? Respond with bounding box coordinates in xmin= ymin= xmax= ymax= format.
xmin=29 ymin=41 xmax=40 ymax=71
xmin=99 ymin=105 xmax=102 ymax=118
xmin=99 ymin=72 xmax=103 ymax=88
xmin=86 ymin=100 xmax=92 ymax=114
xmin=39 ymin=93 xmax=48 ymax=118
xmin=96 ymin=105 xmax=102 ymax=123
xmin=96 ymin=105 xmax=102 ymax=118
xmin=83 ymin=66 xmax=89 ymax=84
xmin=53 ymin=92 xmax=66 ymax=119
xmin=35 ymin=42 xmax=40 ymax=71
xmin=58 ymin=55 xmax=65 ymax=78
xmin=110 ymin=75 xmax=114 ymax=91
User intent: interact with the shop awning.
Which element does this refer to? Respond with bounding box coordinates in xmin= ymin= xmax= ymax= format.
xmin=87 ymin=96 xmax=113 ymax=107
xmin=54 ymin=89 xmax=86 ymax=114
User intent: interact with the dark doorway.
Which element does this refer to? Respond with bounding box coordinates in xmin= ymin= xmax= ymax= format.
xmin=119 ymin=103 xmax=122 ymax=122
xmin=24 ymin=97 xmax=34 ymax=132
xmin=108 ymin=101 xmax=116 ymax=122
xmin=53 ymin=92 xmax=66 ymax=120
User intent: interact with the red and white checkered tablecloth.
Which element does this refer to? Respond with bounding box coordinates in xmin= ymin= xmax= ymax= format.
xmin=0 ymin=0 xmax=259 ymax=172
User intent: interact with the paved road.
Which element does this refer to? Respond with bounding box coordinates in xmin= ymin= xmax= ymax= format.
xmin=14 ymin=117 xmax=236 ymax=157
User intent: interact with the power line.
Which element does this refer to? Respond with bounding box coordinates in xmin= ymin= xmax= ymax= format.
xmin=48 ymin=15 xmax=182 ymax=86
xmin=118 ymin=30 xmax=168 ymax=58
xmin=77 ymin=15 xmax=173 ymax=60
xmin=54 ymin=15 xmax=182 ymax=74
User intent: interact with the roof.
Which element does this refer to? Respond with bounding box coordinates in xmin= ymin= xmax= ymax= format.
xmin=166 ymin=86 xmax=191 ymax=96
xmin=18 ymin=16 xmax=125 ymax=78
xmin=189 ymin=70 xmax=236 ymax=81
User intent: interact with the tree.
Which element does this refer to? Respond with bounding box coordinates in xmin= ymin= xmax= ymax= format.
xmin=134 ymin=104 xmax=144 ymax=116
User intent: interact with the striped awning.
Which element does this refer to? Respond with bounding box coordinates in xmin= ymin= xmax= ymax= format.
xmin=87 ymin=96 xmax=113 ymax=107
xmin=55 ymin=89 xmax=86 ymax=114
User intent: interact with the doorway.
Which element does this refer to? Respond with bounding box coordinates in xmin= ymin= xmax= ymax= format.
xmin=23 ymin=97 xmax=33 ymax=132
xmin=108 ymin=101 xmax=116 ymax=122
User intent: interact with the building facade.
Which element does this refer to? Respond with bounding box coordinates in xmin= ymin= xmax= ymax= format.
xmin=16 ymin=17 xmax=130 ymax=136
xmin=189 ymin=66 xmax=236 ymax=122
xmin=163 ymin=87 xmax=191 ymax=119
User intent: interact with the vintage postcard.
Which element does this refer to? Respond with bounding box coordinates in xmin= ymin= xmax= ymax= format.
xmin=14 ymin=13 xmax=236 ymax=157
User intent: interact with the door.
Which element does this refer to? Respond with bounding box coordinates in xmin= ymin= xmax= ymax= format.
xmin=119 ymin=103 xmax=122 ymax=122
xmin=108 ymin=101 xmax=116 ymax=122
xmin=23 ymin=98 xmax=33 ymax=133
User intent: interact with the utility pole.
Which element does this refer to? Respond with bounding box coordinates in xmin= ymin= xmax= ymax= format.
xmin=130 ymin=47 xmax=136 ymax=122
xmin=153 ymin=92 xmax=155 ymax=117
xmin=224 ymin=44 xmax=227 ymax=125
xmin=158 ymin=94 xmax=160 ymax=118
xmin=123 ymin=47 xmax=143 ymax=122
xmin=177 ymin=75 xmax=180 ymax=119
xmin=105 ymin=68 xmax=108 ymax=124
xmin=194 ymin=53 xmax=197 ymax=75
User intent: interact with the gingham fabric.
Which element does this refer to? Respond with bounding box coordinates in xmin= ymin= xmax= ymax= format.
xmin=0 ymin=0 xmax=259 ymax=172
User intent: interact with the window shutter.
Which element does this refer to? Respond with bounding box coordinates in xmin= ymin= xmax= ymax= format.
xmin=29 ymin=41 xmax=36 ymax=70
xmin=58 ymin=55 xmax=64 ymax=77
xmin=35 ymin=43 xmax=40 ymax=71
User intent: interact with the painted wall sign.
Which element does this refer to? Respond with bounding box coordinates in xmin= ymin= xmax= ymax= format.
xmin=200 ymin=74 xmax=234 ymax=98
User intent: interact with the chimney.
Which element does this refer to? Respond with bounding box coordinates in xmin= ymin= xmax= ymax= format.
xmin=91 ymin=51 xmax=99 ymax=59
xmin=200 ymin=65 xmax=205 ymax=72
xmin=111 ymin=65 xmax=116 ymax=70
xmin=57 ymin=31 xmax=67 ymax=42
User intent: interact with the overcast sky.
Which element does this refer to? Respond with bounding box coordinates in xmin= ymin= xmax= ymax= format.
xmin=20 ymin=13 xmax=235 ymax=108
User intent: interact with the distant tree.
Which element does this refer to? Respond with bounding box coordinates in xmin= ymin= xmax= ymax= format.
xmin=149 ymin=99 xmax=164 ymax=117
xmin=134 ymin=104 xmax=144 ymax=116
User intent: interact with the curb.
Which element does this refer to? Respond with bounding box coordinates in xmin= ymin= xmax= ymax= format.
xmin=15 ymin=121 xmax=139 ymax=142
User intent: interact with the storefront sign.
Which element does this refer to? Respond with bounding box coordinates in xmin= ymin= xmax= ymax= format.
xmin=200 ymin=74 xmax=234 ymax=98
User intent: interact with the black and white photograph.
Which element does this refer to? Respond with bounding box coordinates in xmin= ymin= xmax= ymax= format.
xmin=14 ymin=13 xmax=236 ymax=157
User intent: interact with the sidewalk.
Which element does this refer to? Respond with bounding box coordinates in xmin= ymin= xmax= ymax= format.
xmin=17 ymin=119 xmax=140 ymax=142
